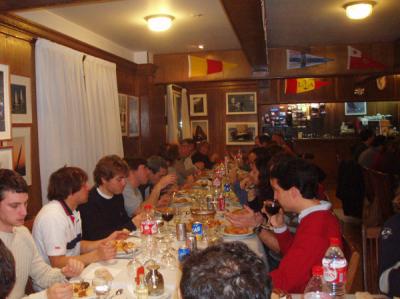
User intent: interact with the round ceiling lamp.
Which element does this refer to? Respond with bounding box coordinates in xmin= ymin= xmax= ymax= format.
xmin=145 ymin=14 xmax=174 ymax=32
xmin=344 ymin=1 xmax=376 ymax=20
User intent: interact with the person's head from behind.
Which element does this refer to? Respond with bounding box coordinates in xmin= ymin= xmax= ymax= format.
xmin=0 ymin=169 xmax=29 ymax=232
xmin=359 ymin=128 xmax=374 ymax=144
xmin=248 ymin=147 xmax=270 ymax=169
xmin=0 ymin=239 xmax=15 ymax=298
xmin=47 ymin=166 xmax=89 ymax=205
xmin=180 ymin=242 xmax=270 ymax=299
xmin=146 ymin=156 xmax=168 ymax=185
xmin=256 ymin=134 xmax=271 ymax=147
xmin=371 ymin=135 xmax=386 ymax=148
xmin=269 ymin=158 xmax=319 ymax=212
xmin=93 ymin=155 xmax=128 ymax=195
xmin=124 ymin=157 xmax=149 ymax=186
xmin=162 ymin=144 xmax=180 ymax=166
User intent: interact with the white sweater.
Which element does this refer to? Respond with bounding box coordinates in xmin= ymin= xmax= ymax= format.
xmin=0 ymin=226 xmax=67 ymax=299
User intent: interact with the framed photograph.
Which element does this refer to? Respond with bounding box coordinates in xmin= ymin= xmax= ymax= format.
xmin=0 ymin=146 xmax=13 ymax=170
xmin=191 ymin=120 xmax=209 ymax=142
xmin=226 ymin=122 xmax=258 ymax=145
xmin=0 ymin=64 xmax=11 ymax=140
xmin=4 ymin=127 xmax=31 ymax=185
xmin=11 ymin=75 xmax=32 ymax=124
xmin=345 ymin=102 xmax=367 ymax=116
xmin=128 ymin=95 xmax=140 ymax=137
xmin=226 ymin=92 xmax=257 ymax=115
xmin=118 ymin=94 xmax=128 ymax=136
xmin=189 ymin=94 xmax=207 ymax=116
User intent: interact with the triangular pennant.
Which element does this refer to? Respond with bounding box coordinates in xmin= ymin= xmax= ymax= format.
xmin=285 ymin=78 xmax=331 ymax=94
xmin=347 ymin=46 xmax=385 ymax=69
xmin=188 ymin=55 xmax=236 ymax=77
xmin=287 ymin=49 xmax=333 ymax=69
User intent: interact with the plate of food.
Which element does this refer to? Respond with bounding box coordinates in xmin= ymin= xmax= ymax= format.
xmin=171 ymin=197 xmax=192 ymax=207
xmin=72 ymin=281 xmax=94 ymax=298
xmin=223 ymin=226 xmax=254 ymax=238
xmin=112 ymin=240 xmax=137 ymax=258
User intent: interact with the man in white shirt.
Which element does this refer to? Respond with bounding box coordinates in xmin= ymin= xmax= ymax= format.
xmin=33 ymin=166 xmax=129 ymax=268
xmin=0 ymin=169 xmax=83 ymax=299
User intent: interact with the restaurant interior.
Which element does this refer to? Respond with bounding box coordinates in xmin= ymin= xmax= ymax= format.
xmin=1 ymin=0 xmax=400 ymax=297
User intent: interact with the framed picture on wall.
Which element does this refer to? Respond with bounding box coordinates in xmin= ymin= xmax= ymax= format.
xmin=0 ymin=64 xmax=11 ymax=140
xmin=191 ymin=120 xmax=209 ymax=142
xmin=189 ymin=94 xmax=207 ymax=116
xmin=226 ymin=122 xmax=258 ymax=145
xmin=128 ymin=95 xmax=140 ymax=137
xmin=0 ymin=146 xmax=13 ymax=170
xmin=226 ymin=92 xmax=257 ymax=115
xmin=345 ymin=101 xmax=367 ymax=116
xmin=4 ymin=126 xmax=31 ymax=185
xmin=118 ymin=94 xmax=128 ymax=136
xmin=11 ymin=75 xmax=32 ymax=124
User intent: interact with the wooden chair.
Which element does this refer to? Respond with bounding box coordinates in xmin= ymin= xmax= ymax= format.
xmin=343 ymin=234 xmax=361 ymax=293
xmin=362 ymin=168 xmax=394 ymax=227
xmin=362 ymin=225 xmax=381 ymax=293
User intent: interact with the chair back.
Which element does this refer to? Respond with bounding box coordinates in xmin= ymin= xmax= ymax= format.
xmin=362 ymin=168 xmax=394 ymax=227
xmin=343 ymin=234 xmax=361 ymax=293
xmin=362 ymin=225 xmax=381 ymax=293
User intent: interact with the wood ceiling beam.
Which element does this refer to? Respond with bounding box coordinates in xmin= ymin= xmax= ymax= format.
xmin=0 ymin=0 xmax=117 ymax=12
xmin=220 ymin=0 xmax=268 ymax=73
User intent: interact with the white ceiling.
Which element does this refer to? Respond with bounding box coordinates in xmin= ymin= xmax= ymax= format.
xmin=48 ymin=0 xmax=241 ymax=54
xmin=20 ymin=0 xmax=400 ymax=55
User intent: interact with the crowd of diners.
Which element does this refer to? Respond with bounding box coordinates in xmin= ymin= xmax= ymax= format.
xmin=2 ymin=131 xmax=397 ymax=298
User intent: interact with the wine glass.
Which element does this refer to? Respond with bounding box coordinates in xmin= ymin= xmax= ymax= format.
xmin=262 ymin=200 xmax=281 ymax=230
xmin=92 ymin=277 xmax=111 ymax=299
xmin=161 ymin=208 xmax=174 ymax=233
xmin=160 ymin=237 xmax=177 ymax=269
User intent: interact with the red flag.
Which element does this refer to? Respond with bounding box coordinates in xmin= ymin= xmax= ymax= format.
xmin=347 ymin=46 xmax=385 ymax=69
xmin=207 ymin=59 xmax=223 ymax=74
xmin=285 ymin=78 xmax=330 ymax=94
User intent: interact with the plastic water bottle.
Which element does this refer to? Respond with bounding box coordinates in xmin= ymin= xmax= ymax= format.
xmin=322 ymin=237 xmax=347 ymax=299
xmin=304 ymin=265 xmax=331 ymax=299
xmin=140 ymin=204 xmax=157 ymax=258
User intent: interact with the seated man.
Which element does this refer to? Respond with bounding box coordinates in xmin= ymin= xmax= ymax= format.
xmin=227 ymin=158 xmax=341 ymax=293
xmin=79 ymin=155 xmax=142 ymax=240
xmin=123 ymin=157 xmax=176 ymax=217
xmin=0 ymin=169 xmax=83 ymax=299
xmin=191 ymin=141 xmax=217 ymax=170
xmin=33 ymin=166 xmax=129 ymax=268
xmin=180 ymin=242 xmax=271 ymax=299
xmin=379 ymin=214 xmax=400 ymax=297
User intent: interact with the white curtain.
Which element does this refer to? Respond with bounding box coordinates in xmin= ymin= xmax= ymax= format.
xmin=181 ymin=88 xmax=191 ymax=139
xmin=83 ymin=56 xmax=123 ymax=158
xmin=166 ymin=84 xmax=178 ymax=143
xmin=35 ymin=39 xmax=123 ymax=204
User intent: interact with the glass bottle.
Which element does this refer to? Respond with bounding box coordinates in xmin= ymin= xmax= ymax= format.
xmin=145 ymin=264 xmax=164 ymax=296
xmin=135 ymin=274 xmax=148 ymax=299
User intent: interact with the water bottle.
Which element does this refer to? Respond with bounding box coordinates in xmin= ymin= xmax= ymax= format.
xmin=304 ymin=265 xmax=331 ymax=299
xmin=322 ymin=237 xmax=347 ymax=299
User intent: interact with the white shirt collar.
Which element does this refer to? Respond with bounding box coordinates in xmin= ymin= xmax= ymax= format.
xmin=96 ymin=187 xmax=113 ymax=200
xmin=298 ymin=200 xmax=332 ymax=223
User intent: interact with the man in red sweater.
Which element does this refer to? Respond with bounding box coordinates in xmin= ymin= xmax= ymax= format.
xmin=267 ymin=158 xmax=341 ymax=293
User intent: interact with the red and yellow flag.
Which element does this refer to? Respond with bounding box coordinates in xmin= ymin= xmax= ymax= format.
xmin=284 ymin=78 xmax=330 ymax=94
xmin=188 ymin=55 xmax=236 ymax=77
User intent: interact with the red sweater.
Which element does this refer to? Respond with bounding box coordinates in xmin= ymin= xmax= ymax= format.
xmin=269 ymin=210 xmax=341 ymax=293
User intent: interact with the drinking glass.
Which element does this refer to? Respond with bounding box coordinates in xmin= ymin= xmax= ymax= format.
xmin=92 ymin=277 xmax=111 ymax=299
xmin=160 ymin=237 xmax=177 ymax=269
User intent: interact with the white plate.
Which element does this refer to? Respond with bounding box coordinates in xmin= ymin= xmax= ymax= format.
xmin=70 ymin=280 xmax=96 ymax=299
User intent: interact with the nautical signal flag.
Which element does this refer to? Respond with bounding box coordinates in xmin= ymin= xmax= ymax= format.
xmin=287 ymin=49 xmax=333 ymax=69
xmin=285 ymin=78 xmax=331 ymax=94
xmin=188 ymin=55 xmax=236 ymax=77
xmin=347 ymin=46 xmax=385 ymax=70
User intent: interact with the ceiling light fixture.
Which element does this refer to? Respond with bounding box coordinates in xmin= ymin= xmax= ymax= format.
xmin=198 ymin=44 xmax=204 ymax=50
xmin=344 ymin=1 xmax=376 ymax=20
xmin=145 ymin=14 xmax=174 ymax=32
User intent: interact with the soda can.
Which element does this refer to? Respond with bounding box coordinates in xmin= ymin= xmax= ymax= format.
xmin=176 ymin=223 xmax=187 ymax=241
xmin=178 ymin=246 xmax=190 ymax=262
xmin=186 ymin=233 xmax=197 ymax=252
xmin=192 ymin=222 xmax=203 ymax=240
xmin=224 ymin=183 xmax=231 ymax=192
xmin=218 ymin=194 xmax=225 ymax=211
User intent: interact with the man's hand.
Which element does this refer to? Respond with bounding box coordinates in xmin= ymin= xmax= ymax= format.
xmin=157 ymin=174 xmax=177 ymax=190
xmin=97 ymin=241 xmax=116 ymax=261
xmin=104 ymin=230 xmax=129 ymax=242
xmin=262 ymin=201 xmax=285 ymax=228
xmin=46 ymin=283 xmax=73 ymax=299
xmin=60 ymin=258 xmax=84 ymax=278
xmin=156 ymin=194 xmax=171 ymax=208
xmin=132 ymin=212 xmax=144 ymax=229
xmin=225 ymin=205 xmax=263 ymax=228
